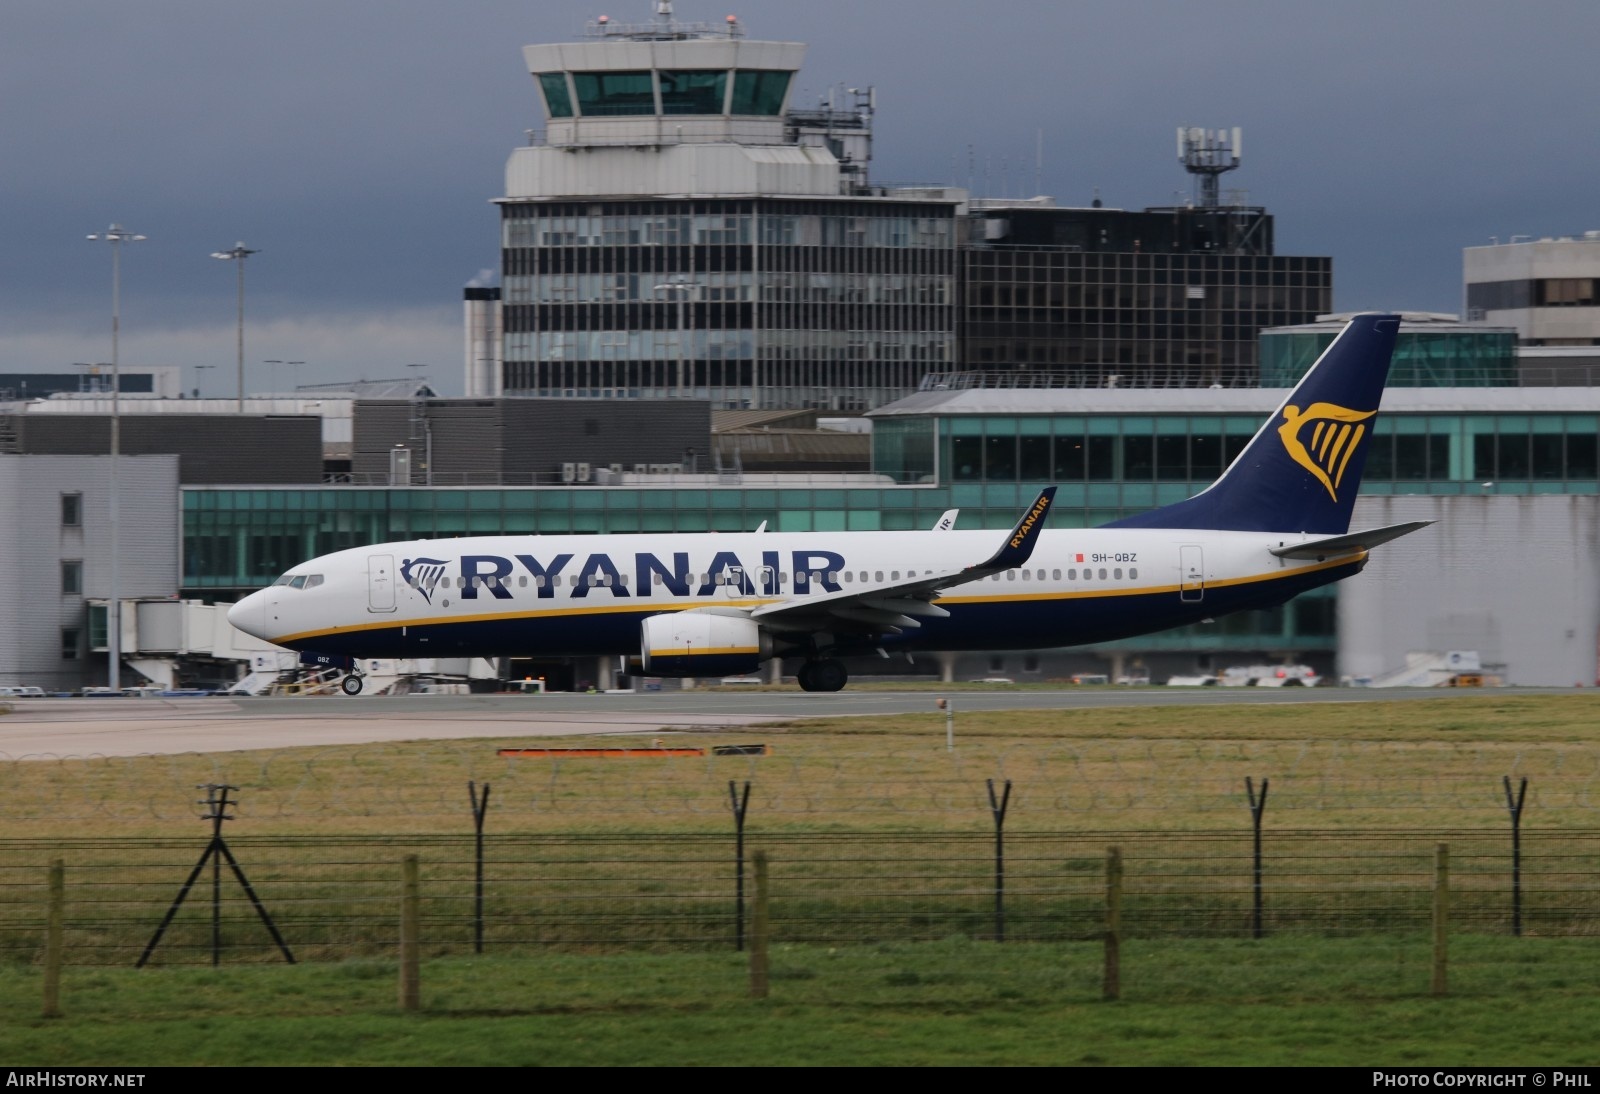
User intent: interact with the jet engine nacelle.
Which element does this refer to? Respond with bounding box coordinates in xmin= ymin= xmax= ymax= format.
xmin=640 ymin=611 xmax=769 ymax=677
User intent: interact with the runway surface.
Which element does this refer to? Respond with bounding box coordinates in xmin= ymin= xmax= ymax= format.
xmin=0 ymin=686 xmax=1555 ymax=760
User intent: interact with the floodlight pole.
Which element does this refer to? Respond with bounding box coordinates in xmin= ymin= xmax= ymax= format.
xmin=211 ymin=243 xmax=260 ymax=411
xmin=86 ymin=224 xmax=146 ymax=691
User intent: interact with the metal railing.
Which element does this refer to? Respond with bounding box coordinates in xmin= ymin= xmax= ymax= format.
xmin=920 ymin=366 xmax=1259 ymax=391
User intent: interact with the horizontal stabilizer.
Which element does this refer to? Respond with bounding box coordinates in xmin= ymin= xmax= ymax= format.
xmin=1269 ymin=520 xmax=1433 ymax=560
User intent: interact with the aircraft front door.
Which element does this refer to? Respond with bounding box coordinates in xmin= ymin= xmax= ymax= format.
xmin=368 ymin=553 xmax=397 ymax=613
xmin=1180 ymin=545 xmax=1204 ymax=603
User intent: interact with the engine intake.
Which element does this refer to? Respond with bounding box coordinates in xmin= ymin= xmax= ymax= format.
xmin=641 ymin=611 xmax=768 ymax=677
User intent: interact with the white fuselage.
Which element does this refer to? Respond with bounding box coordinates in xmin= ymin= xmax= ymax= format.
xmin=227 ymin=526 xmax=1365 ymax=661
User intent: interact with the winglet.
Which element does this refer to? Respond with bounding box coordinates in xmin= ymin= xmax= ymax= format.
xmin=973 ymin=487 xmax=1056 ymax=573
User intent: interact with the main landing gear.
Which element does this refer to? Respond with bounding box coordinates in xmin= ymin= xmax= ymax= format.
xmin=796 ymin=658 xmax=847 ymax=693
xmin=340 ymin=674 xmax=364 ymax=696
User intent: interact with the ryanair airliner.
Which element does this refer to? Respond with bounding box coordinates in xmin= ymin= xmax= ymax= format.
xmin=228 ymin=313 xmax=1426 ymax=693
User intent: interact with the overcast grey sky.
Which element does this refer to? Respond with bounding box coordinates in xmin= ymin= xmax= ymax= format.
xmin=6 ymin=0 xmax=1597 ymax=394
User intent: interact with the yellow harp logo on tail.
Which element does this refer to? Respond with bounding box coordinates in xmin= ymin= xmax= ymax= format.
xmin=1277 ymin=402 xmax=1377 ymax=502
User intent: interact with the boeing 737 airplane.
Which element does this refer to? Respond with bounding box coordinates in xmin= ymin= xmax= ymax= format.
xmin=228 ymin=313 xmax=1427 ymax=694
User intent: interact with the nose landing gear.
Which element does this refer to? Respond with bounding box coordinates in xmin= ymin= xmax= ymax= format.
xmin=340 ymin=674 xmax=364 ymax=696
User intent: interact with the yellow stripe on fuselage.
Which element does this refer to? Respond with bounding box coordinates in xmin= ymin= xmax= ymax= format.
xmin=269 ymin=553 xmax=1364 ymax=646
xmin=937 ymin=552 xmax=1364 ymax=605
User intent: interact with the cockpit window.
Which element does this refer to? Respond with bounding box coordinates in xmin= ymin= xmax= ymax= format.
xmin=273 ymin=573 xmax=324 ymax=590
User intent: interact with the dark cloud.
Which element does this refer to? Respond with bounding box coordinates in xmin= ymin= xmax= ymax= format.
xmin=7 ymin=0 xmax=1598 ymax=388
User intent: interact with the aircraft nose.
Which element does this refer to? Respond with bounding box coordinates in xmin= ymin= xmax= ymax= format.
xmin=227 ymin=590 xmax=267 ymax=640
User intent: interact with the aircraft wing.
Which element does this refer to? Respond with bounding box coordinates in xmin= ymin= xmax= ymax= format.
xmin=1268 ymin=520 xmax=1433 ymax=560
xmin=750 ymin=488 xmax=1056 ymax=633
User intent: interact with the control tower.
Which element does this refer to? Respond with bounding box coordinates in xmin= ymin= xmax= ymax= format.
xmin=483 ymin=3 xmax=962 ymax=410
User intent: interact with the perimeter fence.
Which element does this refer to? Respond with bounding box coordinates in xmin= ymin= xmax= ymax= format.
xmin=3 ymin=826 xmax=1599 ymax=968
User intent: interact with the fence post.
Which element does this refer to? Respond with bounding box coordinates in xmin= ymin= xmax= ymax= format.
xmin=1432 ymin=842 xmax=1449 ymax=997
xmin=42 ymin=859 xmax=63 ymax=1019
xmin=750 ymin=850 xmax=770 ymax=999
xmin=1245 ymin=776 xmax=1269 ymax=940
xmin=1104 ymin=846 xmax=1123 ymax=1002
xmin=987 ymin=778 xmax=1011 ymax=942
xmin=400 ymin=854 xmax=420 ymax=1012
xmin=468 ymin=781 xmax=491 ymax=955
xmin=729 ymin=780 xmax=751 ymax=951
xmin=1503 ymin=775 xmax=1527 ymax=937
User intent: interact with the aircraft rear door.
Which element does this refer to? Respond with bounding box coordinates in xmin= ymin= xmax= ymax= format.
xmin=1180 ymin=545 xmax=1204 ymax=603
xmin=368 ymin=554 xmax=397 ymax=613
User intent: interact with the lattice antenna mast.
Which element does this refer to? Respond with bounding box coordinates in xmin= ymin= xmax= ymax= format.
xmin=1178 ymin=126 xmax=1242 ymax=208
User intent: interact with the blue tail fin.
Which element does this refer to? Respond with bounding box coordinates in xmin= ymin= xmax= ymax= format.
xmin=1106 ymin=312 xmax=1401 ymax=534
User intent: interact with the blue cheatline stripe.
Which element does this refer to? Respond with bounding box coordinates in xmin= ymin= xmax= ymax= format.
xmin=280 ymin=556 xmax=1363 ymax=660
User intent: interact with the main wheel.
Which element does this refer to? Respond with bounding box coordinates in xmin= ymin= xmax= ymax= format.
xmin=341 ymin=674 xmax=364 ymax=696
xmin=796 ymin=662 xmax=816 ymax=691
xmin=809 ymin=658 xmax=848 ymax=693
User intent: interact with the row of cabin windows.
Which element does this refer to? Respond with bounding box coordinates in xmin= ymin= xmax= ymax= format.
xmin=415 ymin=566 xmax=1139 ymax=591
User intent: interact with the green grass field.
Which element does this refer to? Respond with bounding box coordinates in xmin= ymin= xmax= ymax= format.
xmin=5 ymin=936 xmax=1600 ymax=1065
xmin=3 ymin=693 xmax=1600 ymax=1065
xmin=3 ymin=693 xmax=1599 ymax=836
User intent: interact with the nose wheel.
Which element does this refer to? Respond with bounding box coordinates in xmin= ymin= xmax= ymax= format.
xmin=796 ymin=658 xmax=847 ymax=692
xmin=340 ymin=674 xmax=364 ymax=696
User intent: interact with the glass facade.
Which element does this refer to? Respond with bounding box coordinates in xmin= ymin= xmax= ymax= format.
xmin=872 ymin=410 xmax=1600 ymax=495
xmin=537 ymin=67 xmax=793 ymax=119
xmin=1260 ymin=326 xmax=1519 ymax=387
xmin=960 ymin=246 xmax=1331 ymax=385
xmin=1468 ymin=278 xmax=1600 ymax=313
xmin=731 ymin=70 xmax=790 ymax=115
xmin=538 ymin=73 xmax=573 ymax=118
xmin=499 ymin=198 xmax=957 ymax=410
